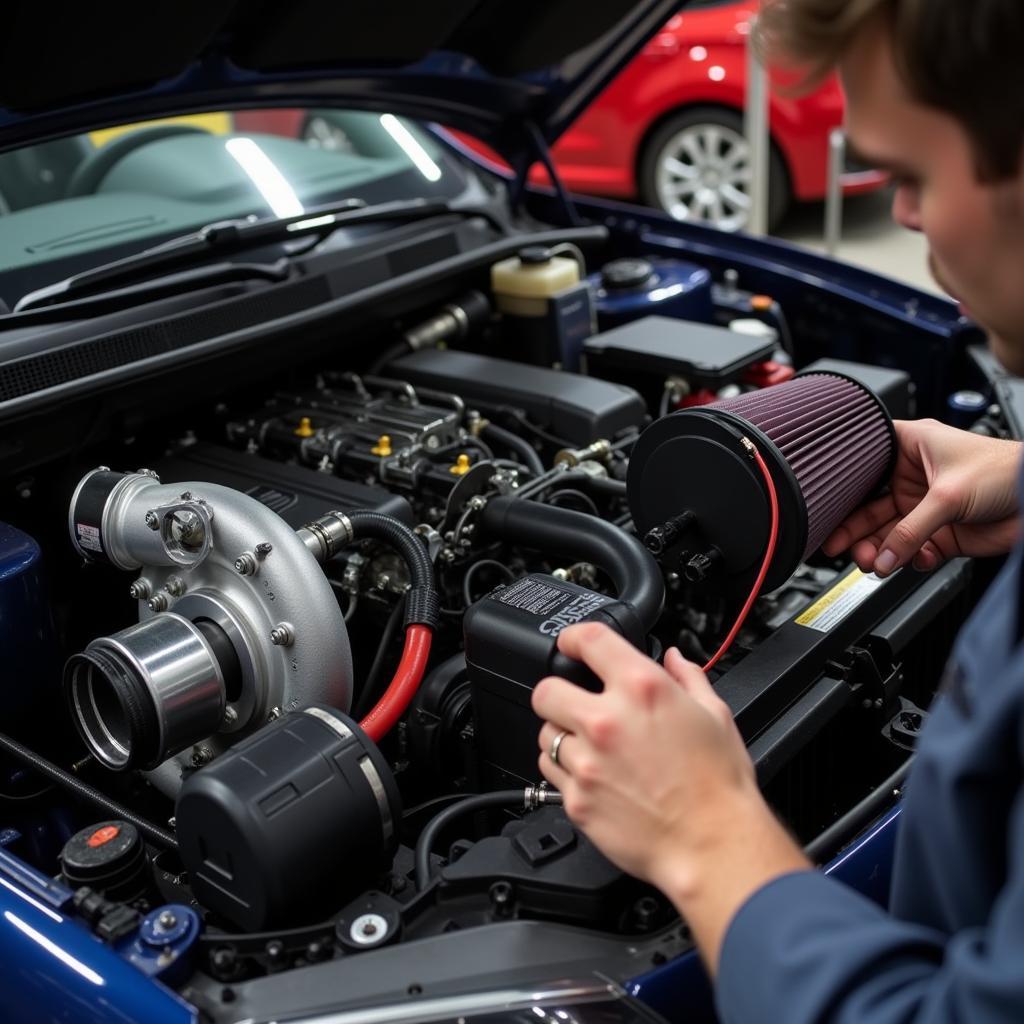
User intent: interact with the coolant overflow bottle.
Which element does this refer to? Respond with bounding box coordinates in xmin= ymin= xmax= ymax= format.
xmin=490 ymin=246 xmax=595 ymax=370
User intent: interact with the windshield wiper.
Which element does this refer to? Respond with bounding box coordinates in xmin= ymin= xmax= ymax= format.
xmin=14 ymin=198 xmax=499 ymax=313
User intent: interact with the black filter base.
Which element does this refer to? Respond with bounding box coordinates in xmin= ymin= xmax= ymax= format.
xmin=627 ymin=408 xmax=807 ymax=594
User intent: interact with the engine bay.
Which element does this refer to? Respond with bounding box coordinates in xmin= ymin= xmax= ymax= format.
xmin=0 ymin=222 xmax=998 ymax=1006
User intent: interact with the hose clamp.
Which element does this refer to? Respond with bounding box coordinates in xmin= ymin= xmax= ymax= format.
xmin=298 ymin=511 xmax=354 ymax=563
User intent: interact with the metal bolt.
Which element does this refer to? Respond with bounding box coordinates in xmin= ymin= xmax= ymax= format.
xmin=349 ymin=913 xmax=388 ymax=946
xmin=267 ymin=707 xmax=283 ymax=721
xmin=148 ymin=593 xmax=169 ymax=612
xmin=633 ymin=895 xmax=660 ymax=929
xmin=468 ymin=496 xmax=487 ymax=511
xmin=270 ymin=623 xmax=295 ymax=647
xmin=71 ymin=755 xmax=93 ymax=774
xmin=137 ymin=468 xmax=161 ymax=480
xmin=211 ymin=947 xmax=236 ymax=973
xmin=234 ymin=552 xmax=257 ymax=576
xmin=191 ymin=746 xmax=213 ymax=767
xmin=129 ymin=578 xmax=153 ymax=601
xmin=165 ymin=575 xmax=186 ymax=597
xmin=223 ymin=706 xmax=238 ymax=727
xmin=167 ymin=817 xmax=176 ymax=830
xmin=488 ymin=881 xmax=514 ymax=917
xmin=180 ymin=491 xmax=193 ymax=501
xmin=157 ymin=910 xmax=178 ymax=931
xmin=376 ymin=573 xmax=392 ymax=591
xmin=255 ymin=542 xmax=273 ymax=558
xmin=145 ymin=511 xmax=160 ymax=531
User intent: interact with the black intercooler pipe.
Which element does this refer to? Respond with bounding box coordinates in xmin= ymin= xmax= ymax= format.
xmin=479 ymin=495 xmax=664 ymax=629
xmin=0 ymin=731 xmax=179 ymax=851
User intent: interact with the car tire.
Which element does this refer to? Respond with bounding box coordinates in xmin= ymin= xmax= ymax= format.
xmin=638 ymin=106 xmax=790 ymax=232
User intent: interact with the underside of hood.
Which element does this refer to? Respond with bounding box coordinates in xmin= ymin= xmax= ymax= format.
xmin=0 ymin=0 xmax=685 ymax=159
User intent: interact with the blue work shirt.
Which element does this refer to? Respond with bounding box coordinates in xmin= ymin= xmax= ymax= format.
xmin=717 ymin=544 xmax=1024 ymax=1022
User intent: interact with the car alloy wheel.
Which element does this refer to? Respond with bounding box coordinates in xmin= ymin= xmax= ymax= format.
xmin=654 ymin=120 xmax=752 ymax=230
xmin=640 ymin=107 xmax=790 ymax=232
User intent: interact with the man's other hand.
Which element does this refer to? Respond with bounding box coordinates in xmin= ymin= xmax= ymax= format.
xmin=823 ymin=419 xmax=1021 ymax=575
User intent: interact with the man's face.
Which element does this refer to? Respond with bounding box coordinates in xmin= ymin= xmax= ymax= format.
xmin=840 ymin=17 xmax=1024 ymax=374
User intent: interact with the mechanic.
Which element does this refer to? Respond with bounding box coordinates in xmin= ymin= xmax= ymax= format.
xmin=531 ymin=2 xmax=1024 ymax=1021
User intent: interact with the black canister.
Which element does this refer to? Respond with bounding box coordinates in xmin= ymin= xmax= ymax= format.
xmin=60 ymin=820 xmax=153 ymax=904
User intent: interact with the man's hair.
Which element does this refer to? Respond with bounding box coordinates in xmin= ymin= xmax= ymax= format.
xmin=757 ymin=0 xmax=1024 ymax=181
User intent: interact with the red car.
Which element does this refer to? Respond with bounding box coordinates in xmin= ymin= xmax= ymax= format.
xmin=535 ymin=0 xmax=887 ymax=231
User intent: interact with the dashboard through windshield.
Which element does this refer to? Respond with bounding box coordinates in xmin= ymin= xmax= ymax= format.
xmin=0 ymin=108 xmax=472 ymax=306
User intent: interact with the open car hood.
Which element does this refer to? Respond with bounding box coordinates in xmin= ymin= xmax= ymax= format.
xmin=0 ymin=0 xmax=685 ymax=161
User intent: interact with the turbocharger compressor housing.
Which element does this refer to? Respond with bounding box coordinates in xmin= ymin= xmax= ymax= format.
xmin=628 ymin=372 xmax=895 ymax=593
xmin=65 ymin=470 xmax=353 ymax=791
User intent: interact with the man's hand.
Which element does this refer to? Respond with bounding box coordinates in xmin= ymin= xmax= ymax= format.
xmin=532 ymin=623 xmax=809 ymax=972
xmin=823 ymin=419 xmax=1021 ymax=575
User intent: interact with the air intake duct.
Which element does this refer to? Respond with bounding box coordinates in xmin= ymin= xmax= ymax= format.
xmin=628 ymin=372 xmax=895 ymax=593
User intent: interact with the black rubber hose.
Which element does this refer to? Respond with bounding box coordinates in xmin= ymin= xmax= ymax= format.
xmin=368 ymin=291 xmax=491 ymax=375
xmin=346 ymin=511 xmax=438 ymax=629
xmin=804 ymin=758 xmax=912 ymax=864
xmin=551 ymin=470 xmax=627 ymax=501
xmin=480 ymin=496 xmax=664 ymax=630
xmin=459 ymin=435 xmax=495 ymax=461
xmin=480 ymin=423 xmax=545 ymax=477
xmin=462 ymin=559 xmax=515 ymax=607
xmin=352 ymin=595 xmax=407 ymax=720
xmin=0 ymin=731 xmax=179 ymax=851
xmin=367 ymin=340 xmax=410 ymax=376
xmin=414 ymin=790 xmax=525 ymax=890
xmin=561 ymin=472 xmax=627 ymax=499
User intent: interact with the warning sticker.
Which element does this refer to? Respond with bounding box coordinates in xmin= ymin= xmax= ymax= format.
xmin=795 ymin=568 xmax=895 ymax=632
xmin=76 ymin=523 xmax=103 ymax=553
xmin=496 ymin=576 xmax=612 ymax=636
xmin=497 ymin=577 xmax=571 ymax=617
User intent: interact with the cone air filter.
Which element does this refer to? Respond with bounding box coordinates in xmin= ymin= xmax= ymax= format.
xmin=627 ymin=372 xmax=895 ymax=592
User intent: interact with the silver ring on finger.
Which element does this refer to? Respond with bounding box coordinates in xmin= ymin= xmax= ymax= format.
xmin=549 ymin=729 xmax=571 ymax=769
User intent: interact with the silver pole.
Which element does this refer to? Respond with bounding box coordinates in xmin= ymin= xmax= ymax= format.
xmin=745 ymin=13 xmax=770 ymax=235
xmin=824 ymin=128 xmax=846 ymax=256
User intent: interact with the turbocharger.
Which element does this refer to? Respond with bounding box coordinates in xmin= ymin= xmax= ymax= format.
xmin=63 ymin=468 xmax=353 ymax=792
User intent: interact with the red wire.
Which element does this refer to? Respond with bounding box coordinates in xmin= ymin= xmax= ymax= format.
xmin=359 ymin=624 xmax=433 ymax=742
xmin=701 ymin=445 xmax=780 ymax=674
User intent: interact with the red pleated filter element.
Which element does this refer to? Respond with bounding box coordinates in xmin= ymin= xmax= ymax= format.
xmin=711 ymin=373 xmax=894 ymax=557
xmin=627 ymin=371 xmax=895 ymax=590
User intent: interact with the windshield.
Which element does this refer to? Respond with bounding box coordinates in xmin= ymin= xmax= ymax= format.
xmin=0 ymin=108 xmax=471 ymax=303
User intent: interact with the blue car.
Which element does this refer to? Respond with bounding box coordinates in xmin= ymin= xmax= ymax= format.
xmin=0 ymin=2 xmax=994 ymax=1022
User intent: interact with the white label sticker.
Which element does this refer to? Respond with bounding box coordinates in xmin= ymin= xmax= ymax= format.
xmin=76 ymin=523 xmax=103 ymax=553
xmin=795 ymin=568 xmax=894 ymax=632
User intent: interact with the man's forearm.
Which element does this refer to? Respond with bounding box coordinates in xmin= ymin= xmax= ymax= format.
xmin=653 ymin=790 xmax=811 ymax=974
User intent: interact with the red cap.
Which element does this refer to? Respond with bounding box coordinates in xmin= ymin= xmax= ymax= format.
xmin=87 ymin=825 xmax=120 ymax=848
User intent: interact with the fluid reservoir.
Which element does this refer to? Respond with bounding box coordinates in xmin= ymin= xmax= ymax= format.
xmin=491 ymin=246 xmax=595 ymax=370
xmin=589 ymin=257 xmax=714 ymax=329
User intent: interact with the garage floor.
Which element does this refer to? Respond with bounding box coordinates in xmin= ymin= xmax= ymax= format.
xmin=775 ymin=186 xmax=941 ymax=297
